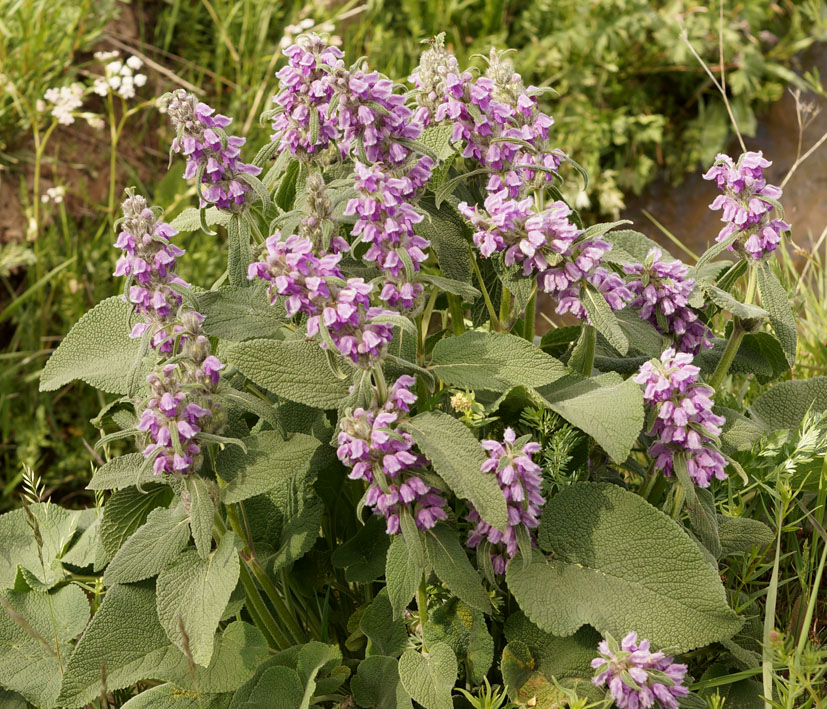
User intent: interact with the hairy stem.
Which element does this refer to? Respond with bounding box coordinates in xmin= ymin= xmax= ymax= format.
xmin=709 ymin=265 xmax=757 ymax=390
xmin=469 ymin=247 xmax=501 ymax=331
xmin=447 ymin=293 xmax=466 ymax=336
xmin=522 ymin=287 xmax=537 ymax=342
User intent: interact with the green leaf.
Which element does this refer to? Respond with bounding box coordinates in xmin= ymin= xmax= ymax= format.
xmin=492 ymin=256 xmax=535 ymax=312
xmin=87 ymin=453 xmax=158 ymax=491
xmin=352 ymin=655 xmax=413 ymax=709
xmin=57 ymin=583 xmax=184 ymax=707
xmin=418 ymin=125 xmax=455 ymax=160
xmin=120 ymin=685 xmax=231 ymax=709
xmin=423 ymin=598 xmax=493 ymax=685
xmin=360 ymin=589 xmax=408 ymax=658
xmin=424 ymin=523 xmax=492 ymax=613
xmin=0 ymin=503 xmax=81 ymax=589
xmin=103 ymin=504 xmax=191 ymax=585
xmin=508 ymin=482 xmax=742 ymax=652
xmin=186 ymin=477 xmax=215 ymax=559
xmin=702 ymin=283 xmax=768 ymax=321
xmin=0 ymin=585 xmax=90 ymax=708
xmin=386 ymin=535 xmax=423 ymax=621
xmin=613 ymin=308 xmax=665 ymax=357
xmin=218 ymin=431 xmax=321 ymax=504
xmin=716 ymin=406 xmax=767 ymax=455
xmin=275 ymin=160 xmax=300 ymax=212
xmin=198 ymin=284 xmax=286 ymax=341
xmin=227 ymin=216 xmax=252 ymax=288
xmin=750 ymin=377 xmax=827 ymax=431
xmin=420 ymin=273 xmax=480 ymax=301
xmin=331 ymin=516 xmax=390 ymax=584
xmin=539 ymin=377 xmax=643 ymax=462
xmin=226 ymin=339 xmax=351 ymax=408
xmin=601 ymin=229 xmax=670 ymax=265
xmin=156 ymin=532 xmax=241 ymax=666
xmin=398 ymin=642 xmax=457 ymax=709
xmin=100 ymin=484 xmax=174 ymax=557
xmin=403 ymin=411 xmax=508 ymax=531
xmin=39 ymin=296 xmax=142 ymax=395
xmin=62 ymin=510 xmax=108 ymax=572
xmin=170 ymin=206 xmax=231 ymax=232
xmin=718 ymin=516 xmax=774 ymax=557
xmin=430 ymin=331 xmax=567 ymax=392
xmin=500 ymin=641 xmax=534 ymax=701
xmin=755 ymin=262 xmax=796 ymax=367
xmin=685 ymin=487 xmax=721 ymax=559
xmin=582 ymin=284 xmax=629 ymax=355
xmin=417 ymin=197 xmax=472 ymax=283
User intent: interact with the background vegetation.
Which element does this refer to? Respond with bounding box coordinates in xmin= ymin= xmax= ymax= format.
xmin=1 ymin=1 xmax=826 ymax=705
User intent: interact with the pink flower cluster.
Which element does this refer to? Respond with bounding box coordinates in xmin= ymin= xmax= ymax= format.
xmin=624 ymin=248 xmax=711 ymax=354
xmin=466 ymin=428 xmax=545 ymax=575
xmin=591 ymin=632 xmax=689 ymax=709
xmin=703 ymin=151 xmax=789 ymax=259
xmin=635 ymin=349 xmax=727 ymax=488
xmin=337 ymin=376 xmax=447 ymax=534
xmin=164 ymin=90 xmax=261 ymax=210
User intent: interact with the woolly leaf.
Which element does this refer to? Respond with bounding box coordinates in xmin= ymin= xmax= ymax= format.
xmin=430 ymin=331 xmax=567 ymax=392
xmin=352 ymin=655 xmax=412 ymax=709
xmin=398 ymin=642 xmax=457 ymax=709
xmin=198 ymin=284 xmax=286 ymax=341
xmin=424 ymin=523 xmax=492 ymax=614
xmin=87 ymin=453 xmax=158 ymax=491
xmin=582 ymin=283 xmax=629 ymax=355
xmin=755 ymin=262 xmax=796 ymax=367
xmin=360 ymin=589 xmax=408 ymax=658
xmin=169 ymin=206 xmax=230 ymax=232
xmin=331 ymin=516 xmax=390 ymax=584
xmin=419 ymin=273 xmax=480 ymax=302
xmin=417 ymin=197 xmax=472 ymax=283
xmin=186 ymin=476 xmax=215 ymax=559
xmin=0 ymin=585 xmax=90 ymax=708
xmin=403 ymin=411 xmax=508 ymax=531
xmin=508 ymin=482 xmax=742 ymax=652
xmin=423 ymin=598 xmax=493 ymax=685
xmin=40 ymin=296 xmax=142 ymax=394
xmin=225 ymin=339 xmax=351 ymax=408
xmin=217 ymin=431 xmax=321 ymax=504
xmin=155 ymin=532 xmax=241 ymax=666
xmin=100 ymin=484 xmax=174 ymax=557
xmin=103 ymin=504 xmax=191 ymax=585
xmin=750 ymin=377 xmax=827 ymax=431
xmin=120 ymin=685 xmax=231 ymax=709
xmin=718 ymin=516 xmax=774 ymax=557
xmin=385 ymin=535 xmax=423 ymax=621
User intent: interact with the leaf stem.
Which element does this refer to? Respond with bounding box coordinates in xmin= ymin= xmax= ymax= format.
xmin=418 ymin=286 xmax=440 ymax=363
xmin=468 ymin=248 xmax=501 ymax=332
xmin=499 ymin=287 xmax=512 ymax=330
xmin=670 ymin=482 xmax=686 ymax=520
xmin=522 ymin=288 xmax=537 ymax=342
xmin=417 ymin=576 xmax=428 ymax=648
xmin=571 ymin=324 xmax=596 ymax=377
xmin=709 ymin=265 xmax=757 ymax=390
xmin=447 ymin=293 xmax=466 ymax=336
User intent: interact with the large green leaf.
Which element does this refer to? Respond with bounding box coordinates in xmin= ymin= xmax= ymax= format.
xmin=331 ymin=516 xmax=390 ymax=584
xmin=538 ymin=377 xmax=643 ymax=462
xmin=423 ymin=599 xmax=493 ymax=685
xmin=103 ymin=504 xmax=191 ymax=585
xmin=0 ymin=585 xmax=90 ymax=708
xmin=360 ymin=589 xmax=408 ymax=658
xmin=351 ymin=655 xmax=413 ymax=709
xmin=120 ymin=685 xmax=231 ymax=709
xmin=87 ymin=453 xmax=157 ymax=491
xmin=385 ymin=535 xmax=423 ymax=621
xmin=0 ymin=503 xmax=81 ymax=589
xmin=218 ymin=431 xmax=321 ymax=504
xmin=198 ymin=284 xmax=286 ymax=341
xmin=156 ymin=532 xmax=241 ymax=666
xmin=424 ymin=523 xmax=492 ymax=614
xmin=403 ymin=411 xmax=508 ymax=531
xmin=507 ymin=482 xmax=742 ymax=652
xmin=750 ymin=377 xmax=827 ymax=431
xmin=718 ymin=516 xmax=774 ymax=557
xmin=39 ymin=296 xmax=142 ymax=394
xmin=755 ymin=262 xmax=796 ymax=367
xmin=429 ymin=331 xmax=567 ymax=392
xmin=398 ymin=642 xmax=457 ymax=709
xmin=100 ymin=484 xmax=174 ymax=557
xmin=225 ymin=339 xmax=351 ymax=408
xmin=582 ymin=284 xmax=629 ymax=355
xmin=417 ymin=197 xmax=472 ymax=283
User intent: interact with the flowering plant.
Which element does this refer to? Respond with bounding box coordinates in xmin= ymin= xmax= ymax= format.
xmin=0 ymin=34 xmax=809 ymax=709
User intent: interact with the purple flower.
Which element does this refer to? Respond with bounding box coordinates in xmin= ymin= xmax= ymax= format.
xmin=465 ymin=428 xmax=545 ymax=575
xmin=591 ymin=632 xmax=689 ymax=709
xmin=703 ymin=151 xmax=789 ymax=259
xmin=634 ymin=349 xmax=727 ymax=487
xmin=337 ymin=376 xmax=447 ymax=533
xmin=624 ymin=248 xmax=712 ymax=354
xmin=164 ymin=90 xmax=262 ymax=210
xmin=136 ymin=315 xmax=226 ymax=476
xmin=271 ymin=35 xmax=344 ymax=160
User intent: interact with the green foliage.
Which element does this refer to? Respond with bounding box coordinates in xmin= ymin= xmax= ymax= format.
xmin=399 ymin=642 xmax=457 ymax=709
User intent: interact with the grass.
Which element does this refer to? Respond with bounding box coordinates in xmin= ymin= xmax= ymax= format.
xmin=0 ymin=0 xmax=825 ymax=705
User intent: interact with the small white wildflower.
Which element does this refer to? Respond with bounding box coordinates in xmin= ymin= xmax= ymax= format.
xmin=94 ymin=50 xmax=120 ymax=61
xmin=84 ymin=114 xmax=105 ymax=130
xmin=108 ymin=75 xmax=121 ymax=89
xmin=36 ymin=99 xmax=46 ymax=112
xmin=118 ymin=79 xmax=136 ymax=100
xmin=133 ymin=73 xmax=147 ymax=88
xmin=126 ymin=55 xmax=143 ymax=70
xmin=120 ymin=64 xmax=133 ymax=77
xmin=92 ymin=78 xmax=109 ymax=96
xmin=42 ymin=84 xmax=84 ymax=125
xmin=299 ymin=18 xmax=315 ymax=29
xmin=106 ymin=60 xmax=123 ymax=75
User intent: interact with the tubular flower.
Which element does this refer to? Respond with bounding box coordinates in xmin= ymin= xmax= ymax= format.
xmin=624 ymin=248 xmax=712 ymax=354
xmin=337 ymin=376 xmax=447 ymax=534
xmin=409 ymin=33 xmax=461 ymax=118
xmin=466 ymin=428 xmax=545 ymax=575
xmin=271 ymin=34 xmax=344 ymax=160
xmin=114 ymin=190 xmax=188 ymax=353
xmin=591 ymin=632 xmax=689 ymax=709
xmin=136 ymin=313 xmax=226 ymax=476
xmin=702 ymin=151 xmax=789 ymax=259
xmin=298 ymin=172 xmax=349 ymax=252
xmin=634 ymin=349 xmax=727 ymax=487
xmin=163 ymin=89 xmax=261 ymax=210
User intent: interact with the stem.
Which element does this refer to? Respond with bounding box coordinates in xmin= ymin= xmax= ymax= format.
xmin=795 ymin=533 xmax=827 ymax=657
xmin=708 ymin=266 xmax=756 ymax=391
xmin=571 ymin=324 xmax=596 ymax=377
xmin=640 ymin=462 xmax=659 ymax=501
xmin=417 ymin=576 xmax=428 ymax=648
xmin=373 ymin=364 xmax=388 ymax=404
xmin=31 ymin=120 xmax=58 ymax=241
xmin=447 ymin=294 xmax=466 ymax=336
xmin=418 ymin=286 xmax=440 ymax=364
xmin=522 ymin=288 xmax=537 ymax=342
xmin=248 ymin=558 xmax=308 ymax=644
xmin=469 ymin=247 xmax=501 ymax=331
xmin=107 ymin=93 xmax=119 ymax=219
xmin=499 ymin=287 xmax=512 ymax=330
xmin=670 ymin=482 xmax=686 ymax=520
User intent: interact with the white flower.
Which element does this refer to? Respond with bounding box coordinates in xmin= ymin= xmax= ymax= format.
xmin=108 ymin=75 xmax=121 ymax=89
xmin=94 ymin=50 xmax=120 ymax=61
xmin=42 ymin=186 xmax=66 ymax=204
xmin=133 ymin=73 xmax=147 ymax=88
xmin=42 ymin=84 xmax=84 ymax=125
xmin=126 ymin=55 xmax=143 ymax=70
xmin=92 ymin=78 xmax=109 ymax=96
xmin=84 ymin=114 xmax=105 ymax=130
xmin=298 ymin=18 xmax=314 ymax=29
xmin=120 ymin=64 xmax=133 ymax=77
xmin=106 ymin=60 xmax=124 ymax=75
